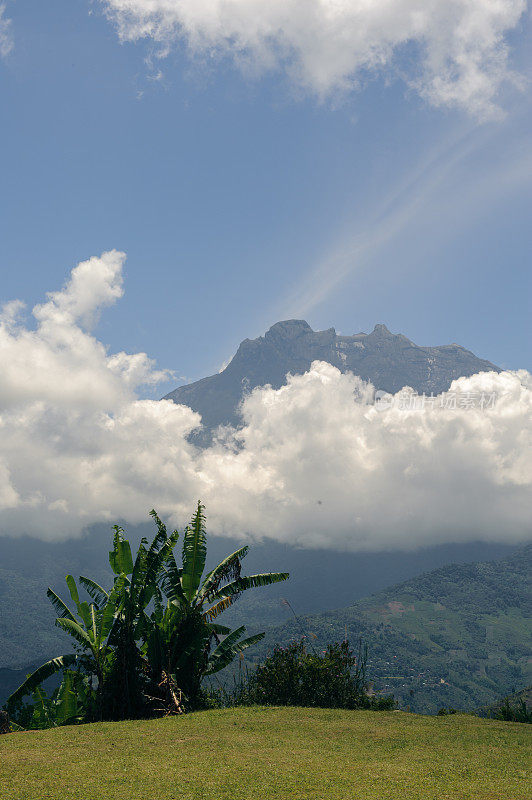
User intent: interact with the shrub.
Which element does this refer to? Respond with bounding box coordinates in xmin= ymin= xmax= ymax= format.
xmin=494 ymin=699 xmax=532 ymax=724
xmin=237 ymin=639 xmax=395 ymax=710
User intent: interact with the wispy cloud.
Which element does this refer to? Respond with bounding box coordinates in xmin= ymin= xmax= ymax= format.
xmin=100 ymin=0 xmax=528 ymax=118
xmin=0 ymin=3 xmax=13 ymax=59
xmin=280 ymin=118 xmax=532 ymax=318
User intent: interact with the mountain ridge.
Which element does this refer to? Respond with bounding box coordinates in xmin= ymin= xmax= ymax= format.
xmin=164 ymin=319 xmax=500 ymax=431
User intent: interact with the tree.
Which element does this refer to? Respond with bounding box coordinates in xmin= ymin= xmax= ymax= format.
xmin=236 ymin=638 xmax=394 ymax=710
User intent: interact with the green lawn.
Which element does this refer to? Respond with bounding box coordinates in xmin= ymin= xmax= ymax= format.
xmin=1 ymin=707 xmax=530 ymax=800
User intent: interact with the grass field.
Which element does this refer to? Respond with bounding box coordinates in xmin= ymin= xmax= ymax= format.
xmin=1 ymin=707 xmax=530 ymax=800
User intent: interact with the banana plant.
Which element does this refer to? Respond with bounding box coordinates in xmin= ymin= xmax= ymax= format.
xmin=107 ymin=512 xmax=180 ymax=639
xmin=100 ymin=513 xmax=180 ymax=718
xmin=146 ymin=502 xmax=289 ymax=707
xmin=7 ymin=502 xmax=290 ymax=721
xmin=7 ymin=573 xmax=125 ymax=713
xmin=8 ymin=669 xmax=92 ymax=730
xmin=162 ymin=502 xmax=289 ymax=621
xmin=8 ymin=514 xmax=178 ymax=719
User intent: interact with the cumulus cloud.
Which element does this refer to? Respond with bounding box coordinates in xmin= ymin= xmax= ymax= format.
xmin=202 ymin=364 xmax=532 ymax=550
xmin=0 ymin=252 xmax=531 ymax=548
xmin=0 ymin=251 xmax=195 ymax=538
xmin=101 ymin=0 xmax=528 ymax=117
xmin=0 ymin=3 xmax=13 ymax=59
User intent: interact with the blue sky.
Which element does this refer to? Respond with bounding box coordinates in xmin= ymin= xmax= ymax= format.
xmin=1 ymin=0 xmax=531 ymax=400
xmin=0 ymin=2 xmax=531 ymax=546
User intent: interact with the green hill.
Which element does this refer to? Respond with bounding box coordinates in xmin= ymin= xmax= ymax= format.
xmin=3 ymin=544 xmax=528 ymax=712
xmin=0 ymin=521 xmax=513 ymax=671
xmin=1 ymin=707 xmax=530 ymax=800
xmin=250 ymin=546 xmax=532 ymax=713
xmin=478 ymin=686 xmax=532 ymax=719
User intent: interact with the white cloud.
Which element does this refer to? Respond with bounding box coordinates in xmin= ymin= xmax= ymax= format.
xmin=0 ymin=3 xmax=13 ymax=59
xmin=0 ymin=253 xmax=530 ymax=548
xmin=100 ymin=0 xmax=528 ymax=117
xmin=0 ymin=251 xmax=192 ymax=538
xmin=201 ymin=364 xmax=532 ymax=550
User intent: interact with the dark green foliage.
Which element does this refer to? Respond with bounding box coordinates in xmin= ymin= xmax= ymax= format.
xmin=99 ymin=632 xmax=148 ymax=721
xmin=235 ymin=638 xmax=394 ymax=711
xmin=250 ymin=545 xmax=531 ymax=714
xmin=4 ymin=503 xmax=289 ymax=727
xmin=0 ymin=709 xmax=11 ymax=734
xmin=493 ymin=699 xmax=532 ymax=723
xmin=478 ymin=687 xmax=532 ymax=723
xmin=9 ymin=669 xmax=93 ymax=730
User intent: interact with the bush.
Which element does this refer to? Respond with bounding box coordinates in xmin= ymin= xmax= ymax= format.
xmin=494 ymin=699 xmax=532 ymax=724
xmin=236 ymin=639 xmax=394 ymax=711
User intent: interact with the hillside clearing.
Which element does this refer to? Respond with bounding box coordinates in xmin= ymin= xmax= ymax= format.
xmin=1 ymin=707 xmax=530 ymax=800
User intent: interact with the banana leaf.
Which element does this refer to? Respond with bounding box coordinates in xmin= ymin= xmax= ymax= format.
xmin=55 ymin=671 xmax=79 ymax=725
xmin=7 ymin=654 xmax=79 ymax=706
xmin=197 ymin=546 xmax=249 ymax=602
xmin=79 ymin=576 xmax=109 ymax=607
xmin=109 ymin=526 xmax=134 ymax=575
xmin=209 ymin=571 xmax=289 ymax=603
xmin=206 ymin=628 xmax=265 ymax=675
xmin=181 ymin=502 xmax=207 ymax=602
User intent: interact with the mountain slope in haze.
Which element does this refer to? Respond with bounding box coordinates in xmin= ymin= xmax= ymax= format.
xmin=0 ymin=518 xmax=516 ymax=707
xmin=0 ymin=523 xmax=514 ymax=673
xmin=247 ymin=546 xmax=531 ymax=714
xmin=164 ymin=320 xmax=500 ymax=431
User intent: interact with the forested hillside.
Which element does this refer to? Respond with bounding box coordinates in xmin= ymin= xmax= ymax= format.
xmin=249 ymin=546 xmax=531 ymax=713
xmin=0 ymin=523 xmax=512 ymax=670
xmin=1 ymin=528 xmax=527 ymax=712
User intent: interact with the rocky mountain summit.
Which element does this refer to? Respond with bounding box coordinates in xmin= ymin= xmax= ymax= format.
xmin=164 ymin=320 xmax=499 ymax=431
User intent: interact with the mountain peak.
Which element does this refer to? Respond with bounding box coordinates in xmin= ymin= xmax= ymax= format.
xmin=164 ymin=320 xmax=500 ymax=434
xmin=265 ymin=319 xmax=313 ymax=339
xmin=371 ymin=323 xmax=392 ymax=337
